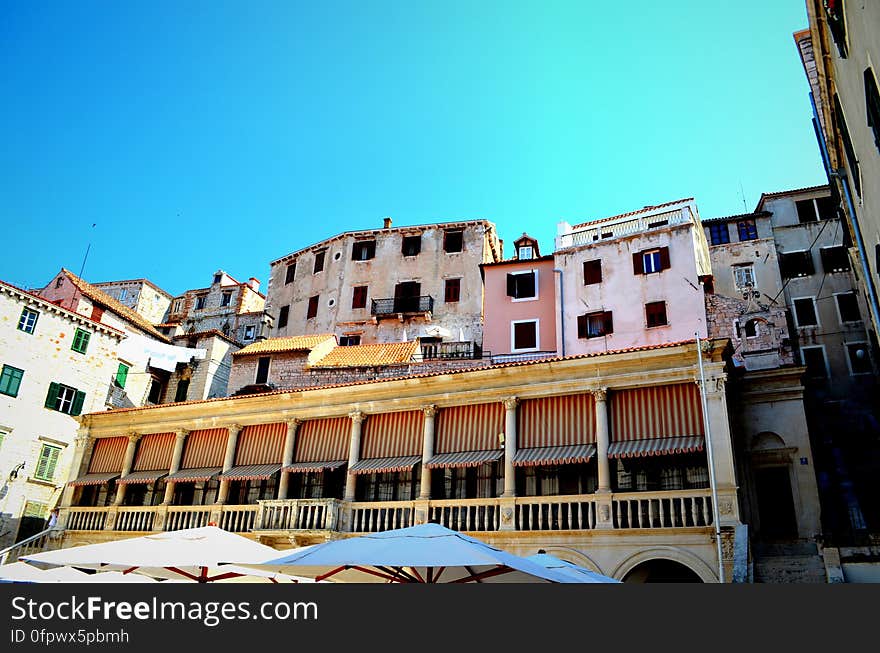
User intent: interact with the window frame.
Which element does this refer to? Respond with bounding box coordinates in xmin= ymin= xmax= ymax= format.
xmin=736 ymin=220 xmax=758 ymax=241
xmin=401 ymin=235 xmax=422 ymax=257
xmin=71 ymin=328 xmax=91 ymax=354
xmin=820 ymin=245 xmax=851 ymax=273
xmin=313 ymin=249 xmax=326 ymax=273
xmin=33 ymin=444 xmax=62 ymax=482
xmin=507 ymin=270 xmax=538 ymax=302
xmin=278 ymin=305 xmax=290 ymax=329
xmin=834 ymin=291 xmax=862 ymax=324
xmin=733 ymin=264 xmax=756 ymax=290
xmin=866 ymin=67 xmax=880 ymax=155
xmin=779 ymin=250 xmax=815 ymax=279
xmin=0 ymin=364 xmax=24 ymax=398
xmin=645 ymin=301 xmax=668 ymax=328
xmin=792 ymin=296 xmax=820 ymax=328
xmin=45 ymin=383 xmax=83 ymax=415
xmin=285 ymin=262 xmax=297 ymax=285
xmin=444 ymin=278 xmax=461 ymax=303
xmin=18 ymin=308 xmax=39 ymax=334
xmin=243 ymin=325 xmax=256 ymax=341
xmin=255 ymin=357 xmax=271 ymax=385
xmin=577 ymin=311 xmax=613 ymax=339
xmin=844 ymin=341 xmax=873 ymax=376
xmin=195 ymin=294 xmax=207 ymax=310
xmin=352 ymin=240 xmax=377 ymax=261
xmin=306 ymin=295 xmax=319 ymax=320
xmin=443 ymin=230 xmax=464 ymax=253
xmin=510 ymin=319 xmax=540 ymax=353
xmin=221 ymin=291 xmax=233 ymax=307
xmin=583 ymin=259 xmax=602 ymax=285
xmin=518 ymin=246 xmax=534 ymax=260
xmin=352 ymin=286 xmax=368 ymax=310
xmin=339 ymin=335 xmax=361 ymax=346
xmin=708 ymin=223 xmax=730 ymax=246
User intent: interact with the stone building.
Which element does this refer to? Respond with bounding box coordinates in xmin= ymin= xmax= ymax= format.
xmin=91 ymin=279 xmax=172 ymax=325
xmin=0 ymin=279 xmax=124 ymax=549
xmin=265 ymin=218 xmax=502 ymax=355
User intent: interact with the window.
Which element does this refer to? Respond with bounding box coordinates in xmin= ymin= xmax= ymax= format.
xmin=846 ymin=343 xmax=872 ymax=375
xmin=736 ymin=220 xmax=758 ymax=241
xmin=779 ymin=251 xmax=814 ymax=278
xmin=796 ymin=199 xmax=818 ymax=223
xmin=506 ymin=271 xmax=537 ymax=300
xmin=71 ymin=328 xmax=91 ymax=354
xmin=645 ymin=301 xmax=667 ymax=328
xmin=221 ymin=291 xmax=232 ymax=307
xmin=632 ymin=247 xmax=670 ymax=275
xmin=278 ymin=305 xmax=289 ymax=329
xmin=18 ymin=308 xmax=39 ymax=334
xmin=44 ymin=383 xmax=85 ymax=415
xmin=708 ymin=223 xmax=730 ymax=245
xmin=90 ymin=305 xmax=104 ymax=322
xmin=256 ymin=357 xmax=271 ymax=384
xmin=577 ymin=311 xmax=613 ymax=339
xmin=339 ymin=335 xmax=361 ymax=346
xmin=114 ymin=363 xmax=129 ymax=389
xmin=285 ymin=262 xmax=296 ymax=285
xmin=244 ymin=325 xmax=256 ymax=341
xmin=401 ymin=236 xmax=421 ymax=257
xmin=352 ymin=286 xmax=368 ymax=310
xmin=0 ymin=365 xmax=24 ymax=397
xmin=512 ymin=320 xmax=538 ymax=351
xmin=820 ymin=246 xmax=850 ymax=273
xmin=815 ymin=195 xmax=837 ymax=220
xmin=583 ymin=259 xmax=602 ymax=285
xmin=34 ymin=444 xmax=61 ymax=482
xmin=743 ymin=319 xmax=760 ymax=338
xmin=352 ymin=240 xmax=376 ymax=261
xmin=793 ymin=297 xmax=819 ymax=327
xmin=866 ymin=68 xmax=880 ymax=154
xmin=307 ymin=295 xmax=319 ymax=320
xmin=172 ymin=299 xmax=183 ymax=313
xmin=733 ymin=264 xmax=756 ymax=289
xmin=174 ymin=378 xmax=190 ymax=402
xmin=835 ymin=94 xmax=861 ymax=196
xmin=444 ymin=230 xmax=463 ymax=253
xmin=824 ymin=0 xmax=848 ymax=58
xmin=518 ymin=246 xmax=533 ymax=260
xmin=836 ymin=292 xmax=861 ymax=323
xmin=313 ymin=250 xmax=326 ymax=273
xmin=444 ymin=279 xmax=461 ymax=303
xmin=118 ymin=288 xmax=128 ymax=301
xmin=195 ymin=295 xmax=207 ymax=310
xmin=147 ymin=378 xmax=163 ymax=404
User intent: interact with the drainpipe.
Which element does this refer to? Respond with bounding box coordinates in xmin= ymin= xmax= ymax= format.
xmin=810 ymin=91 xmax=880 ymax=337
xmin=554 ymin=269 xmax=565 ymax=357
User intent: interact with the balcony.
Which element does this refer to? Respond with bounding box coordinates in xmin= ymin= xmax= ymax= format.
xmin=371 ymin=296 xmax=434 ymax=319
xmin=557 ymin=207 xmax=691 ymax=250
xmin=420 ymin=341 xmax=482 ymax=360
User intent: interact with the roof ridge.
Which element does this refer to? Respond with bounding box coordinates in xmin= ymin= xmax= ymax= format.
xmin=571 ymin=198 xmax=694 ymax=229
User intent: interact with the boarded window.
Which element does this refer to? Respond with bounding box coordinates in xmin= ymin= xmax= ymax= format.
xmin=645 ymin=301 xmax=667 ymax=328
xmin=352 ymin=286 xmax=368 ymax=309
xmin=583 ymin=259 xmax=602 ymax=285
xmin=513 ymin=321 xmax=538 ymax=350
xmin=445 ymin=279 xmax=461 ymax=303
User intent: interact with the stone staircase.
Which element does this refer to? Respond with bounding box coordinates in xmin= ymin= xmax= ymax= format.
xmin=752 ymin=540 xmax=828 ymax=583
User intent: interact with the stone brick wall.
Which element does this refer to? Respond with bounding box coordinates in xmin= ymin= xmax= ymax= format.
xmin=706 ymin=293 xmax=793 ymax=370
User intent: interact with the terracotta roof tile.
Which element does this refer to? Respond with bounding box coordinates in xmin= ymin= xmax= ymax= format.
xmin=754 ymin=185 xmax=830 ymax=211
xmin=571 ymin=198 xmax=694 ymax=230
xmin=233 ymin=334 xmax=336 ymax=357
xmin=311 ymin=340 xmax=420 ymax=368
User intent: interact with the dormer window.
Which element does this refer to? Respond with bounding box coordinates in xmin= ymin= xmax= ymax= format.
xmin=213 ymin=273 xmax=222 ymax=285
xmin=518 ymin=246 xmax=533 ymax=260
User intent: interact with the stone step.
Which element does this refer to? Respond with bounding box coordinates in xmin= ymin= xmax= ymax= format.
xmin=753 ymin=554 xmax=827 ymax=584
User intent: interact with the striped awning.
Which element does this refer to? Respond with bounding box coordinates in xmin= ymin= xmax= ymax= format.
xmin=349 ymin=455 xmax=421 ymax=475
xmin=132 ymin=433 xmax=174 ymax=472
xmin=283 ymin=460 xmax=347 ymax=473
xmin=608 ymin=436 xmax=705 ymax=459
xmin=435 ymin=403 xmax=504 ymax=454
xmin=68 ymin=472 xmax=119 ymax=486
xmin=235 ymin=423 xmax=286 ymax=466
xmin=360 ymin=411 xmax=423 ymax=459
xmin=519 ymin=393 xmax=596 ymax=449
xmin=87 ymin=436 xmax=128 ymax=474
xmin=610 ymin=384 xmax=704 ymax=441
xmin=513 ymin=444 xmax=596 ymax=467
xmin=166 ymin=467 xmax=222 ymax=482
xmin=181 ymin=428 xmax=228 ymax=469
xmin=294 ymin=417 xmax=350 ymax=464
xmin=117 ymin=470 xmax=167 ymax=485
xmin=218 ymin=464 xmax=282 ymax=481
xmin=425 ymin=450 xmax=503 ymax=469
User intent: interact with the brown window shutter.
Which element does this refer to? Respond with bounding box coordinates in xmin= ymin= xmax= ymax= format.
xmin=632 ymin=252 xmax=644 ymax=275
xmin=577 ymin=315 xmax=587 ymax=339
xmin=602 ymin=311 xmax=614 ymax=335
xmin=659 ymin=247 xmax=671 ymax=270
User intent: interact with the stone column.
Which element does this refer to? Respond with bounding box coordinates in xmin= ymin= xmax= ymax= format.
xmin=699 ymin=375 xmax=740 ymax=527
xmin=216 ymin=423 xmax=242 ymax=505
xmin=344 ymin=411 xmax=364 ymax=501
xmin=419 ymin=405 xmax=437 ymax=500
xmin=61 ymin=429 xmax=93 ymax=509
xmin=277 ymin=418 xmax=301 ymax=500
xmin=501 ymin=397 xmax=518 ymax=498
xmin=113 ymin=432 xmax=141 ymax=506
xmin=593 ymin=388 xmax=611 ymax=493
xmin=162 ymin=429 xmax=189 ymax=504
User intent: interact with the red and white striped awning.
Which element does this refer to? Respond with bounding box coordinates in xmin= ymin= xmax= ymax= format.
xmin=68 ymin=472 xmax=119 ymax=486
xmin=283 ymin=461 xmax=347 ymax=473
xmin=219 ymin=464 xmax=282 ymax=481
xmin=294 ymin=417 xmax=350 ymax=464
xmin=181 ymin=428 xmax=228 ymax=469
xmin=235 ymin=423 xmax=286 ymax=466
xmin=166 ymin=467 xmax=222 ymax=482
xmin=610 ymin=384 xmax=704 ymax=441
xmin=425 ymin=450 xmax=503 ymax=469
xmin=513 ymin=444 xmax=596 ymax=467
xmin=349 ymin=456 xmax=421 ymax=475
xmin=132 ymin=433 xmax=174 ymax=472
xmin=607 ymin=436 xmax=705 ymax=458
xmin=360 ymin=411 xmax=423 ymax=459
xmin=87 ymin=436 xmax=128 ymax=474
xmin=434 ymin=403 xmax=504 ymax=454
xmin=518 ymin=393 xmax=596 ymax=448
xmin=117 ymin=470 xmax=167 ymax=485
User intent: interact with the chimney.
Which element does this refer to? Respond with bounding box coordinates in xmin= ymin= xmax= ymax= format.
xmin=248 ymin=277 xmax=261 ymax=292
xmin=383 ymin=217 xmax=392 ymax=229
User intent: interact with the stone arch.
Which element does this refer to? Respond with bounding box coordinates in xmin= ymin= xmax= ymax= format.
xmin=611 ymin=546 xmax=718 ymax=583
xmin=750 ymin=431 xmax=788 ymax=452
xmin=531 ymin=545 xmax=606 ymax=575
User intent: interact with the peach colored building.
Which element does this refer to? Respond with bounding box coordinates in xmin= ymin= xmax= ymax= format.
xmin=480 ymin=235 xmax=558 ymax=359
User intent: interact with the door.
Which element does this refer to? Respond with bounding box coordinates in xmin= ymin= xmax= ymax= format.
xmin=754 ymin=466 xmax=798 ymax=538
xmin=394 ymin=282 xmax=421 ymax=313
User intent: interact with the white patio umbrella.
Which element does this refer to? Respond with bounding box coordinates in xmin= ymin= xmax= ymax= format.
xmin=21 ymin=526 xmax=290 ymax=583
xmin=39 ymin=566 xmax=91 ymax=582
xmin=238 ymin=523 xmax=580 ymax=583
xmin=525 ymin=552 xmax=620 ymax=583
xmin=78 ymin=571 xmax=159 ymax=583
xmin=0 ymin=561 xmax=45 ymax=583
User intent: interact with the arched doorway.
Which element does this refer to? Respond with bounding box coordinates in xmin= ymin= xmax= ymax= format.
xmin=749 ymin=432 xmax=798 ymax=539
xmin=622 ymin=559 xmax=703 ymax=583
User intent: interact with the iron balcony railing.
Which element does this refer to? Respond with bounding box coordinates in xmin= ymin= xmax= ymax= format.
xmin=371 ymin=295 xmax=434 ymax=316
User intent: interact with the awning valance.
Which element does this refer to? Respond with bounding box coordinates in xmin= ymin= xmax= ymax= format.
xmin=166 ymin=467 xmax=222 ymax=482
xmin=117 ymin=470 xmax=167 ymax=485
xmin=513 ymin=444 xmax=596 ymax=467
xmin=349 ymin=455 xmax=421 ymax=475
xmin=68 ymin=472 xmax=119 ymax=487
xmin=283 ymin=461 xmax=347 ymax=473
xmin=218 ymin=464 xmax=282 ymax=481
xmin=425 ymin=450 xmax=503 ymax=469
xmin=608 ymin=436 xmax=705 ymax=459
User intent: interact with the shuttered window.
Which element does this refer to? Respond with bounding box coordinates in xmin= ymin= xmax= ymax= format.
xmin=34 ymin=444 xmax=61 ymax=481
xmin=44 ymin=383 xmax=86 ymax=416
xmin=0 ymin=365 xmax=24 ymax=397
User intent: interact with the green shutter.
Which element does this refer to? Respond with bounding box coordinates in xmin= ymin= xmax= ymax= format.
xmin=0 ymin=365 xmax=24 ymax=397
xmin=71 ymin=390 xmax=86 ymax=416
xmin=115 ymin=363 xmax=129 ymax=389
xmin=72 ymin=329 xmax=91 ymax=354
xmin=35 ymin=445 xmax=60 ymax=481
xmin=45 ymin=382 xmax=60 ymax=409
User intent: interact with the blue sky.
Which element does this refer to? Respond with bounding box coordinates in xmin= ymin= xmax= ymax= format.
xmin=1 ymin=1 xmax=824 ymax=296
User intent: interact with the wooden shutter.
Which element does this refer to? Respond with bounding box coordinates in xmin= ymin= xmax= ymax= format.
xmin=584 ymin=260 xmax=602 ymax=285
xmin=602 ymin=311 xmax=614 ymax=335
xmin=44 ymin=382 xmax=60 ymax=409
xmin=506 ymin=273 xmax=516 ymax=297
xmin=632 ymin=252 xmax=644 ymax=275
xmin=577 ymin=315 xmax=587 ymax=339
xmin=36 ymin=445 xmax=60 ymax=480
xmin=71 ymin=390 xmax=86 ymax=416
xmin=116 ymin=364 xmax=129 ymax=388
xmin=659 ymin=246 xmax=671 ymax=270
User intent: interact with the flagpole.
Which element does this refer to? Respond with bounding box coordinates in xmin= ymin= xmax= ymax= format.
xmin=696 ymin=333 xmax=725 ymax=583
